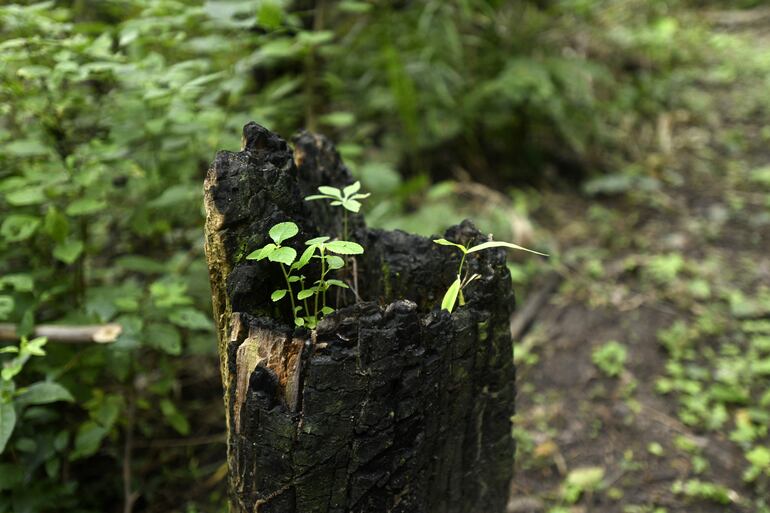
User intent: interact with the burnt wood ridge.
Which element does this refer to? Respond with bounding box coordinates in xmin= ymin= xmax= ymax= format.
xmin=204 ymin=122 xmax=515 ymax=513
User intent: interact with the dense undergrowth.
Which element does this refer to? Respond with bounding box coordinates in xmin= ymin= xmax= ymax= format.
xmin=0 ymin=0 xmax=763 ymax=511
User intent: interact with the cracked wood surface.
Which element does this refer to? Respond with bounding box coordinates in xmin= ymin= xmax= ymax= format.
xmin=204 ymin=122 xmax=515 ymax=513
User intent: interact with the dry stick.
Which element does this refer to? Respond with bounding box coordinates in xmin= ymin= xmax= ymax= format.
xmin=0 ymin=323 xmax=122 ymax=343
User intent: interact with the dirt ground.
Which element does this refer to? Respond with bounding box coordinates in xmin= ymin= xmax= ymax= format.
xmin=509 ymin=11 xmax=770 ymax=513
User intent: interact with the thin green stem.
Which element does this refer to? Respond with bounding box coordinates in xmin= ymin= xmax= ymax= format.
xmin=280 ymin=264 xmax=297 ymax=322
xmin=301 ymin=277 xmax=310 ymax=316
xmin=343 ymin=210 xmax=349 ymax=241
xmin=457 ymin=251 xmax=467 ymax=306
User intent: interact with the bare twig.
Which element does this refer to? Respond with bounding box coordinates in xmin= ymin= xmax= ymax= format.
xmin=509 ymin=272 xmax=562 ymax=341
xmin=0 ymin=323 xmax=122 ymax=343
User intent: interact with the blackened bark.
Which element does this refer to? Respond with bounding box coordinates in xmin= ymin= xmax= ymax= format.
xmin=204 ymin=123 xmax=515 ymax=513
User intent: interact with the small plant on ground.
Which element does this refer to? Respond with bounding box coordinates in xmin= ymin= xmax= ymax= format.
xmin=305 ymin=181 xmax=370 ymax=240
xmin=246 ymin=221 xmax=363 ymax=328
xmin=592 ymin=341 xmax=628 ymax=378
xmin=433 ymin=237 xmax=547 ymax=313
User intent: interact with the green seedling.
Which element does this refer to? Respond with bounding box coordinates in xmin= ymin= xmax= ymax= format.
xmin=305 ymin=181 xmax=370 ymax=240
xmin=433 ymin=237 xmax=547 ymax=313
xmin=246 ymin=221 xmax=363 ymax=328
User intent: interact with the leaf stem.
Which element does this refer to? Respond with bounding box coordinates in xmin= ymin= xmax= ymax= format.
xmin=280 ymin=264 xmax=297 ymax=323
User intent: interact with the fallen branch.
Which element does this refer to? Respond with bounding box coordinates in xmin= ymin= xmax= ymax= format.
xmin=0 ymin=323 xmax=122 ymax=343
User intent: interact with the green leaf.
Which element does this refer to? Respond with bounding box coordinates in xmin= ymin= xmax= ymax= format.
xmin=297 ymin=289 xmax=315 ymax=300
xmin=325 ymin=240 xmax=364 ymax=255
xmin=467 ymin=240 xmax=548 ymax=256
xmin=160 ymin=398 xmax=190 ymax=435
xmin=293 ymin=246 xmax=316 ymax=269
xmin=325 ymin=279 xmax=348 ymax=289
xmin=16 ymin=382 xmax=74 ymax=406
xmin=43 ymin=207 xmax=69 ymax=242
xmin=268 ymin=246 xmax=297 ymax=265
xmin=0 ymin=297 xmax=13 ymax=321
xmin=0 ymin=402 xmax=16 ymax=455
xmin=433 ymin=239 xmax=467 ymax=253
xmin=343 ymin=181 xmax=361 ymax=197
xmin=342 ymin=199 xmax=362 ymax=213
xmin=5 ymin=187 xmax=45 ymax=206
xmin=441 ymin=278 xmax=462 ymax=313
xmin=146 ymin=323 xmax=182 ymax=355
xmin=271 ymin=289 xmax=287 ymax=302
xmin=53 ymin=239 xmax=84 ymax=264
xmin=66 ymin=198 xmax=107 ymax=216
xmin=246 ymin=243 xmax=277 ymax=260
xmin=325 ymin=255 xmax=345 ymax=269
xmin=169 ymin=308 xmax=214 ymax=330
xmin=321 ymin=306 xmax=334 ymax=315
xmin=317 ymin=186 xmax=342 ymax=198
xmin=294 ymin=318 xmax=305 ymax=327
xmin=70 ymin=421 xmax=108 ymax=460
xmin=305 ymin=194 xmax=335 ymax=201
xmin=1 ymin=215 xmax=40 ymax=242
xmin=306 ymin=236 xmax=330 ymax=245
xmin=320 ymin=112 xmax=355 ymax=128
xmin=269 ymin=222 xmax=299 ymax=244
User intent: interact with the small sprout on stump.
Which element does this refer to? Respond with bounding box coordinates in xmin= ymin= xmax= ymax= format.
xmin=434 ymin=237 xmax=547 ymax=313
xmin=305 ymin=181 xmax=370 ymax=240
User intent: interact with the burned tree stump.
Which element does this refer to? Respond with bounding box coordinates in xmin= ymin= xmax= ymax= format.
xmin=203 ymin=123 xmax=515 ymax=513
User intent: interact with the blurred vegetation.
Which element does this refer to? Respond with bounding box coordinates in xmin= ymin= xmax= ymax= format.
xmin=0 ymin=0 xmax=766 ymax=511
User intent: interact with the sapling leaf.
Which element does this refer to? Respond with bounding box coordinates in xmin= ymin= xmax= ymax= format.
xmin=318 ymin=186 xmax=342 ymax=197
xmin=295 ymin=246 xmax=316 ymax=268
xmin=321 ymin=306 xmax=334 ymax=315
xmin=295 ymin=318 xmax=305 ymax=327
xmin=271 ymin=289 xmax=287 ymax=302
xmin=269 ymin=222 xmax=299 ymax=244
xmin=325 ymin=240 xmax=364 ymax=255
xmin=342 ymin=199 xmax=361 ymax=213
xmin=433 ymin=239 xmax=467 ymax=252
xmin=441 ymin=278 xmax=462 ymax=313
xmin=305 ymin=236 xmax=330 ymax=245
xmin=246 ymin=243 xmax=276 ymax=260
xmin=288 ymin=276 xmax=301 ymax=282
xmin=325 ymin=279 xmax=349 ymax=289
xmin=325 ymin=255 xmax=345 ymax=269
xmin=351 ymin=193 xmax=371 ymax=200
xmin=305 ymin=194 xmax=335 ymax=201
xmin=297 ymin=289 xmax=315 ymax=300
xmin=268 ymin=246 xmax=297 ymax=265
xmin=467 ymin=240 xmax=548 ymax=256
xmin=343 ymin=181 xmax=361 ymax=196
xmin=330 ymin=200 xmax=343 ymax=206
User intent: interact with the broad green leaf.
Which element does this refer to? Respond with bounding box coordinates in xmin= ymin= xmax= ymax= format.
xmin=297 ymin=289 xmax=315 ymax=300
xmin=16 ymin=382 xmax=74 ymax=406
xmin=325 ymin=255 xmax=344 ymax=269
xmin=433 ymin=239 xmax=467 ymax=252
xmin=288 ymin=276 xmax=301 ymax=283
xmin=3 ymin=139 xmax=49 ymax=157
xmin=325 ymin=240 xmax=364 ymax=255
xmin=342 ymin=199 xmax=362 ymax=213
xmin=147 ymin=323 xmax=182 ymax=355
xmin=5 ymin=187 xmax=45 ymax=206
xmin=321 ymin=111 xmax=355 ymax=128
xmin=441 ymin=278 xmax=462 ymax=313
xmin=268 ymin=246 xmax=297 ymax=265
xmin=269 ymin=222 xmax=299 ymax=244
xmin=1 ymin=215 xmax=40 ymax=242
xmin=0 ymin=274 xmax=33 ymax=292
xmin=43 ymin=207 xmax=69 ymax=242
xmin=0 ymin=402 xmax=16 ymax=455
xmin=271 ymin=289 xmax=287 ymax=302
xmin=246 ymin=243 xmax=277 ymax=260
xmin=169 ymin=308 xmax=214 ymax=330
xmin=305 ymin=236 xmax=330 ymax=245
xmin=0 ymin=297 xmax=13 ymax=321
xmin=343 ymin=181 xmax=361 ymax=197
xmin=53 ymin=239 xmax=84 ymax=264
xmin=70 ymin=421 xmax=108 ymax=460
xmin=318 ymin=186 xmax=341 ymax=197
xmin=66 ymin=198 xmax=106 ymax=216
xmin=321 ymin=306 xmax=334 ymax=315
xmin=325 ymin=279 xmax=348 ymax=289
xmin=467 ymin=240 xmax=548 ymax=256
xmin=295 ymin=318 xmax=305 ymax=327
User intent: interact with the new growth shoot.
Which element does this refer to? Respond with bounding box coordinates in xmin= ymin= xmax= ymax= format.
xmin=246 ymin=221 xmax=363 ymax=329
xmin=305 ymin=181 xmax=370 ymax=240
xmin=433 ymin=238 xmax=547 ymax=313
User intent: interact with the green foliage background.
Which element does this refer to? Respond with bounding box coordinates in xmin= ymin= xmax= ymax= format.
xmin=0 ymin=0 xmax=754 ymax=511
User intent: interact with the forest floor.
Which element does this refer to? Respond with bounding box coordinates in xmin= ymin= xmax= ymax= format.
xmin=509 ymin=10 xmax=770 ymax=513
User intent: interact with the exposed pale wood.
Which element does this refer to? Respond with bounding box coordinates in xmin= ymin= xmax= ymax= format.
xmin=0 ymin=323 xmax=121 ymax=343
